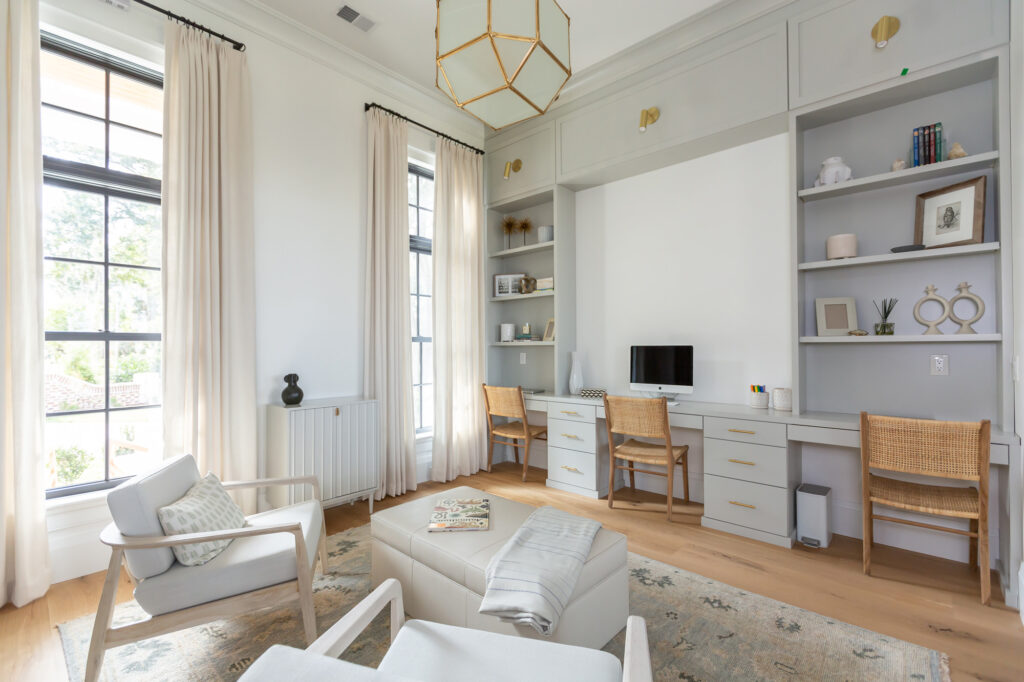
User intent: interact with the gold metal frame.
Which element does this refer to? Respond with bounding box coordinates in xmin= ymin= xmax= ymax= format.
xmin=436 ymin=0 xmax=572 ymax=131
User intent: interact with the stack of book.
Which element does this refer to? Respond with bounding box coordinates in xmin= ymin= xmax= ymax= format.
xmin=912 ymin=122 xmax=943 ymax=166
xmin=536 ymin=277 xmax=554 ymax=292
xmin=515 ymin=333 xmax=542 ymax=342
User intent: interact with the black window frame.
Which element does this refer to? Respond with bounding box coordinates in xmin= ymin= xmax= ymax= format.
xmin=409 ymin=162 xmax=433 ymax=434
xmin=41 ymin=32 xmax=164 ymax=499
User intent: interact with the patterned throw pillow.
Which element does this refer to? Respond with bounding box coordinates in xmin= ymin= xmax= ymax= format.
xmin=157 ymin=473 xmax=246 ymax=566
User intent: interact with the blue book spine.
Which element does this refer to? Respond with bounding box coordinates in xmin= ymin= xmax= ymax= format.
xmin=912 ymin=127 xmax=920 ymax=166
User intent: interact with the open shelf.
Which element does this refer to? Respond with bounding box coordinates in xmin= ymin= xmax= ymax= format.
xmin=797 ymin=151 xmax=998 ymax=202
xmin=799 ymin=334 xmax=1001 ymax=344
xmin=490 ymin=341 xmax=554 ymax=347
xmin=490 ymin=291 xmax=554 ymax=302
xmin=798 ymin=242 xmax=999 ymax=271
xmin=490 ymin=241 xmax=555 ymax=258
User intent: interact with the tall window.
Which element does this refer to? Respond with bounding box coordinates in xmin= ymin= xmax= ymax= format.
xmin=409 ymin=163 xmax=433 ymax=433
xmin=40 ymin=34 xmax=164 ymax=497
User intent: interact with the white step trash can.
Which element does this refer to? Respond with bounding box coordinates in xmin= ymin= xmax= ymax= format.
xmin=796 ymin=483 xmax=832 ymax=549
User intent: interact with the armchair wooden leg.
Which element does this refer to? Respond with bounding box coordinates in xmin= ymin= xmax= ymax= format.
xmin=969 ymin=519 xmax=979 ymax=570
xmin=862 ymin=501 xmax=873 ymax=575
xmin=317 ymin=521 xmax=329 ymax=575
xmin=85 ymin=548 xmax=124 ymax=682
xmin=294 ymin=533 xmax=318 ymax=644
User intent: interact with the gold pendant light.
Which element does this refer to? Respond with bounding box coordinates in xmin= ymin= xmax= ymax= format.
xmin=436 ymin=0 xmax=571 ymax=131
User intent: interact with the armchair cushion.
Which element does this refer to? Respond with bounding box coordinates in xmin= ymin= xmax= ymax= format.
xmin=157 ymin=473 xmax=246 ymax=566
xmin=106 ymin=454 xmax=201 ymax=579
xmin=134 ymin=499 xmax=322 ymax=616
xmin=241 ymin=645 xmax=416 ymax=681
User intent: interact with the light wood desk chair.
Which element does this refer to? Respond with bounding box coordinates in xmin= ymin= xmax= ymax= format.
xmin=604 ymin=395 xmax=689 ymax=521
xmin=482 ymin=384 xmax=547 ymax=482
xmin=859 ymin=412 xmax=991 ymax=604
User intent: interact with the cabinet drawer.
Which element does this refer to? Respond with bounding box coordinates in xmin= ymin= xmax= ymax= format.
xmin=704 ymin=417 xmax=787 ymax=447
xmin=704 ymin=439 xmax=788 ymax=488
xmin=524 ymin=399 xmax=546 ymax=414
xmin=788 ymin=0 xmax=1008 ymax=108
xmin=547 ymin=402 xmax=596 ymax=423
xmin=703 ymin=474 xmax=792 ymax=537
xmin=486 ymin=125 xmax=555 ymax=205
xmin=548 ymin=417 xmax=597 ymax=454
xmin=547 ymin=447 xmax=598 ymax=489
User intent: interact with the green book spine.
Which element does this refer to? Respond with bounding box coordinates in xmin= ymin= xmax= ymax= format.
xmin=935 ymin=122 xmax=943 ymax=162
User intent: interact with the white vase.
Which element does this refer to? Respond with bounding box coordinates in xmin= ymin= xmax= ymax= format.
xmin=568 ymin=352 xmax=583 ymax=395
xmin=813 ymin=156 xmax=853 ymax=186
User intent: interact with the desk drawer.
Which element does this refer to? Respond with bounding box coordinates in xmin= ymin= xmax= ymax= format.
xmin=548 ymin=417 xmax=597 ymax=453
xmin=524 ymin=399 xmax=546 ymax=413
xmin=703 ymin=474 xmax=791 ymax=537
xmin=547 ymin=447 xmax=598 ymax=489
xmin=704 ymin=417 xmax=787 ymax=447
xmin=547 ymin=402 xmax=596 ymax=423
xmin=704 ymin=439 xmax=788 ymax=488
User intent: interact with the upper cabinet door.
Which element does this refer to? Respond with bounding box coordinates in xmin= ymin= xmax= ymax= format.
xmin=788 ymin=0 xmax=1009 ymax=108
xmin=485 ymin=124 xmax=555 ymax=206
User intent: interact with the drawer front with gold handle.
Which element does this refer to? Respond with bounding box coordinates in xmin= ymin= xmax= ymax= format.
xmin=704 ymin=417 xmax=786 ymax=447
xmin=547 ymin=402 xmax=596 ymax=424
xmin=728 ymin=500 xmax=756 ymax=509
xmin=560 ymin=465 xmax=582 ymax=474
xmin=704 ymin=438 xmax=788 ymax=487
xmin=728 ymin=459 xmax=756 ymax=466
xmin=704 ymin=474 xmax=791 ymax=536
xmin=548 ymin=447 xmax=597 ymax=488
xmin=548 ymin=417 xmax=596 ymax=453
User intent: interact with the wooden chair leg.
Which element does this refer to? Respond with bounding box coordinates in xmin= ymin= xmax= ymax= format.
xmin=513 ymin=438 xmax=520 ymax=464
xmin=969 ymin=518 xmax=979 ymax=570
xmin=521 ymin=437 xmax=531 ymax=482
xmin=628 ymin=467 xmax=636 ymax=491
xmin=666 ymin=461 xmax=674 ymax=522
xmin=486 ymin=436 xmax=495 ymax=472
xmin=862 ymin=501 xmax=873 ymax=575
xmin=979 ymin=520 xmax=990 ymax=606
xmin=85 ymin=548 xmax=124 ymax=682
xmin=681 ymin=454 xmax=690 ymax=503
xmin=608 ymin=459 xmax=616 ymax=509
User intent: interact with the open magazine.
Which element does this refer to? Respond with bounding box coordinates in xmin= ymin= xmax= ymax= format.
xmin=428 ymin=498 xmax=490 ymax=532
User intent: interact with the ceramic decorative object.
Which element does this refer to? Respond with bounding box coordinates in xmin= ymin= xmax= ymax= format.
xmin=826 ymin=233 xmax=857 ymax=260
xmin=813 ymin=156 xmax=853 ymax=187
xmin=772 ymin=388 xmax=793 ymax=411
xmin=913 ymin=285 xmax=951 ymax=335
xmin=948 ymin=282 xmax=984 ymax=334
xmin=500 ymin=324 xmax=515 ymax=342
xmin=520 ymin=275 xmax=537 ymax=294
xmin=891 ymin=159 xmax=907 ymax=172
xmin=568 ymin=352 xmax=583 ymax=395
xmin=281 ymin=374 xmax=303 ymax=406
xmin=538 ymin=224 xmax=554 ymax=243
xmin=947 ymin=142 xmax=967 ymax=159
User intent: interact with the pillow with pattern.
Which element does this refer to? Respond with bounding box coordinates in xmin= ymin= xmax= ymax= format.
xmin=157 ymin=473 xmax=246 ymax=566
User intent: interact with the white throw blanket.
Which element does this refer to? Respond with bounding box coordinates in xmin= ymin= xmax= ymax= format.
xmin=479 ymin=506 xmax=601 ymax=635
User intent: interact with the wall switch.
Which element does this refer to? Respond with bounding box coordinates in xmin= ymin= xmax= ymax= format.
xmin=520 ymin=352 xmax=527 ymax=365
xmin=930 ymin=354 xmax=949 ymax=376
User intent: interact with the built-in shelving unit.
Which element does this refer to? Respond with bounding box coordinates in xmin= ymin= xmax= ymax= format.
xmin=798 ymin=242 xmax=1000 ymax=271
xmin=799 ymin=334 xmax=1002 ymax=344
xmin=490 ymin=241 xmax=555 ymax=259
xmin=489 ymin=291 xmax=555 ymax=303
xmin=490 ymin=341 xmax=555 ymax=347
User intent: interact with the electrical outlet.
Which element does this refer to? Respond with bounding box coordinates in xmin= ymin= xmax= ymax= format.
xmin=520 ymin=352 xmax=527 ymax=365
xmin=930 ymin=354 xmax=949 ymax=376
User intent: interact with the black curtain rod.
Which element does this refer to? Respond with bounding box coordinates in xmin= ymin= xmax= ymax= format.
xmin=133 ymin=0 xmax=246 ymax=51
xmin=365 ymin=103 xmax=484 ymax=155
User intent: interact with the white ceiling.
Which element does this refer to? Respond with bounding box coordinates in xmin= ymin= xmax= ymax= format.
xmin=256 ymin=0 xmax=727 ymax=93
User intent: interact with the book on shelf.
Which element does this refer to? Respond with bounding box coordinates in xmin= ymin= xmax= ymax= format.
xmin=428 ymin=498 xmax=490 ymax=532
xmin=911 ymin=122 xmax=943 ymax=166
xmin=913 ymin=127 xmax=919 ymax=166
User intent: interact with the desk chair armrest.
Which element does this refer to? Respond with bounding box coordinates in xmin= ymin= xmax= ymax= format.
xmin=623 ymin=616 xmax=653 ymax=682
xmin=221 ymin=475 xmax=321 ymax=502
xmin=306 ymin=578 xmax=405 ymax=658
xmin=98 ymin=520 xmax=303 ymax=549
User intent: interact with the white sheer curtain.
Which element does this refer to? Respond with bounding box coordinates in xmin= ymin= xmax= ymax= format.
xmin=431 ymin=138 xmax=486 ymax=481
xmin=1 ymin=0 xmax=51 ymax=606
xmin=162 ymin=23 xmax=258 ymax=511
xmin=364 ymin=108 xmax=416 ymax=499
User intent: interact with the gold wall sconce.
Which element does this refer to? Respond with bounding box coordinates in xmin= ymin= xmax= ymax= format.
xmin=503 ymin=159 xmax=523 ymax=180
xmin=871 ymin=15 xmax=900 ymax=48
xmin=639 ymin=107 xmax=660 ymax=132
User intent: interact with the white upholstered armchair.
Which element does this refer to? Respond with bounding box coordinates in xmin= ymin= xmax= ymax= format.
xmin=85 ymin=454 xmax=328 ymax=682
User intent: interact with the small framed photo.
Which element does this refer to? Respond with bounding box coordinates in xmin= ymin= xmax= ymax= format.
xmin=494 ymin=273 xmax=525 ymax=298
xmin=543 ymin=318 xmax=555 ymax=342
xmin=914 ymin=176 xmax=986 ymax=249
xmin=815 ymin=297 xmax=858 ymax=336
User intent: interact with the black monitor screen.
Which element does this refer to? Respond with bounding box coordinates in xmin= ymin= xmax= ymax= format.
xmin=630 ymin=346 xmax=693 ymax=387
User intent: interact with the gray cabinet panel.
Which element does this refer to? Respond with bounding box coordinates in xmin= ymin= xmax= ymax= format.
xmin=788 ymin=0 xmax=1009 ymax=108
xmin=485 ymin=125 xmax=555 ymax=206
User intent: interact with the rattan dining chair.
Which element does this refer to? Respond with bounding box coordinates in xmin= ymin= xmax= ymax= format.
xmin=860 ymin=412 xmax=991 ymax=604
xmin=604 ymin=395 xmax=689 ymax=521
xmin=482 ymin=384 xmax=547 ymax=482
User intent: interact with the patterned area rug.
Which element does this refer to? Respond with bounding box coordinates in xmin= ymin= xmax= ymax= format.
xmin=60 ymin=524 xmax=950 ymax=681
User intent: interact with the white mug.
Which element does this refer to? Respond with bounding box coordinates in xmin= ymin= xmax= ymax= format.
xmin=500 ymin=324 xmax=515 ymax=342
xmin=772 ymin=388 xmax=793 ymax=411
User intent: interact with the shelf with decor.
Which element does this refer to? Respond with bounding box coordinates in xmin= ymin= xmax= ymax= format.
xmin=798 ymin=242 xmax=999 ymax=271
xmin=490 ymin=241 xmax=555 ymax=259
xmin=490 ymin=341 xmax=555 ymax=347
xmin=490 ymin=291 xmax=555 ymax=303
xmin=799 ymin=334 xmax=1001 ymax=344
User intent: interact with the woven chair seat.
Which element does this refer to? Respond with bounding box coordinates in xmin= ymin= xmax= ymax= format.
xmin=869 ymin=474 xmax=979 ymax=519
xmin=492 ymin=421 xmax=547 ymax=440
xmin=613 ymin=439 xmax=688 ymax=465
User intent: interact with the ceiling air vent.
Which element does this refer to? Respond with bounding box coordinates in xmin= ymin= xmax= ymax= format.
xmin=337 ymin=5 xmax=376 ymax=32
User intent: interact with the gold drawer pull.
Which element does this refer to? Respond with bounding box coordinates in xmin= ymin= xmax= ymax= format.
xmin=729 ymin=500 xmax=756 ymax=510
xmin=727 ymin=459 xmax=756 ymax=466
xmin=561 ymin=465 xmax=582 ymax=474
xmin=728 ymin=428 xmax=756 ymax=435
xmin=561 ymin=433 xmax=582 ymax=440
xmin=561 ymin=410 xmax=580 ymax=416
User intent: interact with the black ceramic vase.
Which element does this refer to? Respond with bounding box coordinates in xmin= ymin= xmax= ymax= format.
xmin=281 ymin=373 xmax=303 ymax=406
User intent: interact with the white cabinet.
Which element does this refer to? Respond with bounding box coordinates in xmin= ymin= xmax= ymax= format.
xmin=542 ymin=400 xmax=609 ymax=498
xmin=485 ymin=124 xmax=555 ymax=206
xmin=788 ymin=0 xmax=1009 ymax=108
xmin=266 ymin=397 xmax=380 ymax=511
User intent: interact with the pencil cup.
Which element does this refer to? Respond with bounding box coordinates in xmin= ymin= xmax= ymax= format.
xmin=748 ymin=392 xmax=769 ymax=409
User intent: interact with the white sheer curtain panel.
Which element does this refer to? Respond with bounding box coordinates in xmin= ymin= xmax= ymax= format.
xmin=431 ymin=138 xmax=486 ymax=481
xmin=0 ymin=0 xmax=51 ymax=606
xmin=363 ymin=108 xmax=416 ymax=499
xmin=162 ymin=23 xmax=258 ymax=511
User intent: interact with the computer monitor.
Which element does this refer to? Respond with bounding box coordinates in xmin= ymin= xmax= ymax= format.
xmin=629 ymin=345 xmax=694 ymax=395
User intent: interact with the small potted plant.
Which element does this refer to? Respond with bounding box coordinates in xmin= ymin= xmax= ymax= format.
xmin=874 ymin=298 xmax=897 ymax=335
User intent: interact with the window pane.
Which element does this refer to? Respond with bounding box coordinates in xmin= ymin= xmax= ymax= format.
xmin=44 ymin=341 xmax=105 ymax=413
xmin=40 ymin=51 xmax=105 ymax=117
xmin=408 ymin=173 xmax=418 ymax=206
xmin=45 ymin=412 xmax=105 ymax=488
xmin=110 ymin=341 xmax=161 ymax=407
xmin=42 ymin=106 xmax=105 ymax=166
xmin=109 ymin=197 xmax=161 ymax=266
xmin=43 ymin=185 xmax=104 ymax=262
xmin=110 ymin=407 xmax=163 ymax=479
xmin=421 ymin=384 xmax=434 ymax=431
xmin=418 ymin=209 xmax=433 ymax=240
xmin=418 ymin=176 xmax=434 ymax=210
xmin=109 ymin=124 xmax=161 ymax=178
xmin=419 ymin=253 xmax=432 ymax=296
xmin=44 ymin=260 xmax=104 ymax=331
xmin=420 ymin=295 xmax=432 ymax=339
xmin=410 ymin=294 xmax=419 ymax=338
xmin=422 ymin=341 xmax=433 ymax=384
xmin=109 ymin=266 xmax=161 ymax=332
xmin=411 ymin=341 xmax=421 ymax=386
xmin=409 ymin=205 xmax=418 ymax=237
xmin=110 ymin=74 xmax=162 ymax=134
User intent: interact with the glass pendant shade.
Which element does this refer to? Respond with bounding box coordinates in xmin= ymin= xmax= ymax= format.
xmin=436 ymin=0 xmax=571 ymax=130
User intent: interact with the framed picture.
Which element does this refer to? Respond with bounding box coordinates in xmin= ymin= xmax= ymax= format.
xmin=543 ymin=318 xmax=555 ymax=342
xmin=914 ymin=176 xmax=986 ymax=249
xmin=815 ymin=297 xmax=858 ymax=336
xmin=494 ymin=273 xmax=525 ymax=298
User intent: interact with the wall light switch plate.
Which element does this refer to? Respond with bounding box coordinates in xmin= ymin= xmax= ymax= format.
xmin=520 ymin=352 xmax=527 ymax=365
xmin=930 ymin=354 xmax=949 ymax=376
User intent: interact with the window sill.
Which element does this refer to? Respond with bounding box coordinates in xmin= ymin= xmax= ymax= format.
xmin=45 ymin=487 xmax=109 ymax=512
xmin=416 ymin=431 xmax=433 ymax=442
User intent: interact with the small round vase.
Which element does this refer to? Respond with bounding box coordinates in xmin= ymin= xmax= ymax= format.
xmin=282 ymin=373 xmax=304 ymax=406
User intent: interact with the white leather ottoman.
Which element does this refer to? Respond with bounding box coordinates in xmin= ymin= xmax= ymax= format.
xmin=370 ymin=486 xmax=628 ymax=649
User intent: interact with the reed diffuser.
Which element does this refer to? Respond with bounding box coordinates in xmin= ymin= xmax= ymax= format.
xmin=874 ymin=298 xmax=897 ymax=335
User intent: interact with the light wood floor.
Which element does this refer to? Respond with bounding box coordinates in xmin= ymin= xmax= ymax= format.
xmin=3 ymin=463 xmax=1022 ymax=681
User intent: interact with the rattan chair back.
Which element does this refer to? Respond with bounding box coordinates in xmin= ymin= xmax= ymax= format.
xmin=862 ymin=413 xmax=988 ymax=481
xmin=604 ymin=395 xmax=670 ymax=440
xmin=482 ymin=384 xmax=527 ymax=420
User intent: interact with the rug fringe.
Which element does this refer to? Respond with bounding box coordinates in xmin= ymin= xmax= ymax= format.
xmin=939 ymin=653 xmax=952 ymax=682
